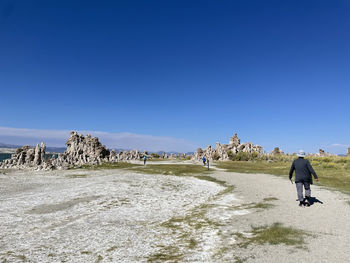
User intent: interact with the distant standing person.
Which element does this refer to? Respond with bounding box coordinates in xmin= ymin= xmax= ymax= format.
xmin=202 ymin=156 xmax=206 ymax=166
xmin=289 ymin=150 xmax=319 ymax=207
xmin=143 ymin=155 xmax=147 ymax=165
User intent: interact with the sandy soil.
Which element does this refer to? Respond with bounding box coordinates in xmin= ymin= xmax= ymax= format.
xmin=1 ymin=165 xmax=350 ymax=262
xmin=210 ymin=170 xmax=350 ymax=263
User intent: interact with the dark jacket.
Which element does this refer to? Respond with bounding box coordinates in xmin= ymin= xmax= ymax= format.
xmin=289 ymin=157 xmax=318 ymax=184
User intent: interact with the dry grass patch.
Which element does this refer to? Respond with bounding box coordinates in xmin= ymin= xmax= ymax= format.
xmin=216 ymin=161 xmax=290 ymax=175
xmin=78 ymin=162 xmax=141 ymax=170
xmin=236 ymin=197 xmax=278 ymax=211
xmin=65 ymin=174 xmax=87 ymax=178
xmin=147 ymin=158 xmax=172 ymax=162
xmin=248 ymin=202 xmax=275 ymax=210
xmin=263 ymin=197 xmax=278 ymax=202
xmin=238 ymin=222 xmax=308 ymax=248
xmin=129 ymin=164 xmax=210 ymax=177
xmin=147 ymin=245 xmax=183 ymax=262
xmin=194 ymin=175 xmax=226 ymax=186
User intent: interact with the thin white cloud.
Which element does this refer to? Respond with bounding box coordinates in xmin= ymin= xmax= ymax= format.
xmin=0 ymin=126 xmax=197 ymax=152
xmin=330 ymin=143 xmax=350 ymax=148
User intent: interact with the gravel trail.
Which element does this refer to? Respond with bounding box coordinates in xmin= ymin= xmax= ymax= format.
xmin=211 ymin=171 xmax=350 ymax=263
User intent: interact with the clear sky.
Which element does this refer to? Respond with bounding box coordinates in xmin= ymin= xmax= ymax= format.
xmin=1 ymin=0 xmax=349 ymax=153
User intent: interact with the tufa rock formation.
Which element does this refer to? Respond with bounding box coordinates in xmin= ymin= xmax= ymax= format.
xmin=0 ymin=131 xmax=151 ymax=170
xmin=347 ymin=148 xmax=350 ymax=157
xmin=116 ymin=149 xmax=143 ymax=162
xmin=229 ymin=133 xmax=240 ymax=147
xmin=193 ymin=133 xmax=263 ymax=161
xmin=272 ymin=147 xmax=281 ymax=155
xmin=1 ymin=131 xmax=265 ymax=170
xmin=0 ymin=142 xmax=52 ymax=170
xmin=51 ymin=132 xmax=111 ymax=169
xmin=319 ymin=149 xmax=326 ymax=157
xmin=311 ymin=149 xmax=336 ymax=157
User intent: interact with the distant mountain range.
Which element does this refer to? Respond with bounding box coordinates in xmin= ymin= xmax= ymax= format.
xmin=0 ymin=143 xmax=192 ymax=155
xmin=0 ymin=143 xmax=20 ymax=148
xmin=111 ymin=149 xmax=194 ymax=155
xmin=0 ymin=143 xmax=66 ymax=153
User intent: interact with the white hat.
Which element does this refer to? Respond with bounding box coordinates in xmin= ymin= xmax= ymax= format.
xmin=297 ymin=150 xmax=306 ymax=157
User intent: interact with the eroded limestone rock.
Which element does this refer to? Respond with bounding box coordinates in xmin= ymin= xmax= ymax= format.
xmin=229 ymin=133 xmax=240 ymax=147
xmin=193 ymin=133 xmax=263 ymax=161
xmin=272 ymin=147 xmax=281 ymax=155
xmin=0 ymin=143 xmax=50 ymax=170
xmin=52 ymin=132 xmax=111 ymax=169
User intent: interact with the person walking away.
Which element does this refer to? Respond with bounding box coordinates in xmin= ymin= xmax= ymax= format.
xmin=289 ymin=150 xmax=319 ymax=207
xmin=202 ymin=156 xmax=206 ymax=166
xmin=143 ymin=155 xmax=147 ymax=165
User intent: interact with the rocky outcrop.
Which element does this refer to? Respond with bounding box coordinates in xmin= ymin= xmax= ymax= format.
xmin=272 ymin=147 xmax=281 ymax=155
xmin=193 ymin=133 xmax=263 ymax=161
xmin=319 ymin=149 xmax=326 ymax=157
xmin=0 ymin=132 xmax=113 ymax=170
xmin=51 ymin=132 xmax=111 ymax=169
xmin=229 ymin=133 xmax=240 ymax=147
xmin=116 ymin=150 xmax=144 ymax=162
xmin=0 ymin=131 xmax=263 ymax=170
xmin=0 ymin=143 xmax=52 ymax=170
xmin=109 ymin=150 xmax=117 ymax=162
xmin=347 ymin=148 xmax=350 ymax=157
xmin=310 ymin=149 xmax=337 ymax=157
xmin=0 ymin=130 xmax=185 ymax=170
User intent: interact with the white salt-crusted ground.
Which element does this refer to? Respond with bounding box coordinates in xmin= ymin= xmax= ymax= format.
xmin=2 ymin=164 xmax=350 ymax=263
xmin=0 ymin=168 xmax=243 ymax=262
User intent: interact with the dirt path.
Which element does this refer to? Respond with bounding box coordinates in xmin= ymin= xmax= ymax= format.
xmin=210 ymin=171 xmax=350 ymax=263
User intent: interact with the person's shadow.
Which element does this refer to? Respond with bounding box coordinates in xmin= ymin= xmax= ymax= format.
xmin=296 ymin=197 xmax=324 ymax=206
xmin=308 ymin=196 xmax=324 ymax=206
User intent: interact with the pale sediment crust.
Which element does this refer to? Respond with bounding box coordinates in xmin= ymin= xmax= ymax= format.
xmin=0 ymin=169 xmax=229 ymax=262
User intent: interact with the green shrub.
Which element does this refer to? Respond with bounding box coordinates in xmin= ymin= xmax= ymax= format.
xmin=235 ymin=151 xmax=249 ymax=161
xmin=151 ymin=153 xmax=160 ymax=158
xmin=321 ymin=157 xmax=332 ymax=163
xmin=227 ymin=150 xmax=235 ymax=161
xmin=259 ymin=154 xmax=269 ymax=161
xmin=213 ymin=153 xmax=220 ymax=161
xmin=251 ymin=151 xmax=259 ymax=160
xmin=334 ymin=158 xmax=350 ymax=164
xmin=310 ymin=161 xmax=321 ymax=167
xmin=322 ymin=162 xmax=337 ymax=169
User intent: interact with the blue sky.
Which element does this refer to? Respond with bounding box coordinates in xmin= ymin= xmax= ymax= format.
xmin=1 ymin=0 xmax=349 ymax=153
